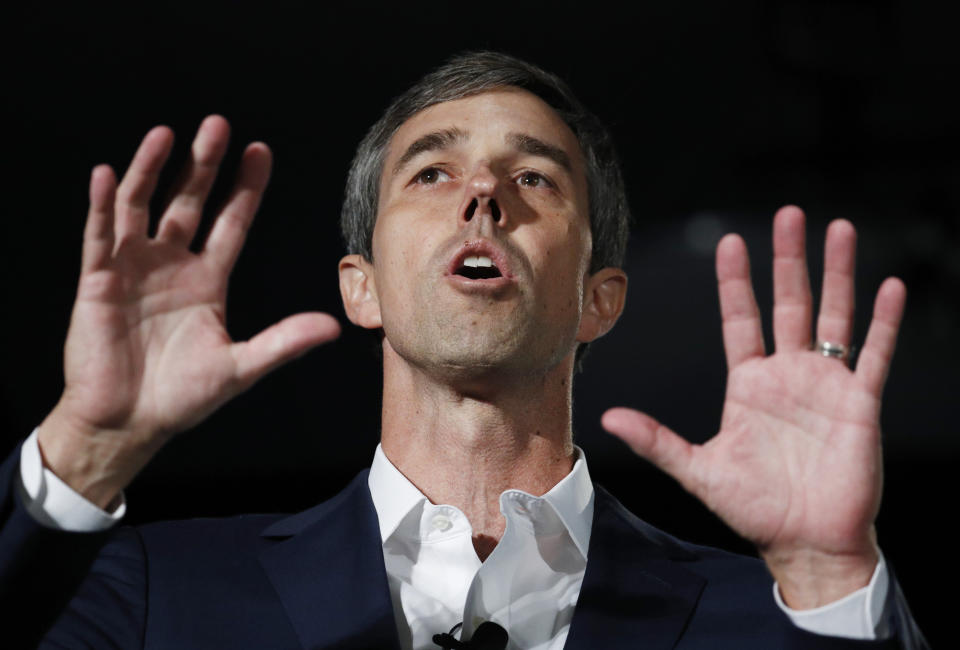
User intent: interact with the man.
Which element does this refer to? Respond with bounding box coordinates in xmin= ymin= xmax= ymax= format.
xmin=0 ymin=52 xmax=928 ymax=648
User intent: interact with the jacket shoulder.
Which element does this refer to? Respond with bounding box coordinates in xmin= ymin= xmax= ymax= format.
xmin=594 ymin=483 xmax=767 ymax=569
xmin=134 ymin=469 xmax=371 ymax=555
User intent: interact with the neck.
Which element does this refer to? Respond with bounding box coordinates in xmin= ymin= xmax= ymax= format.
xmin=379 ymin=342 xmax=576 ymax=560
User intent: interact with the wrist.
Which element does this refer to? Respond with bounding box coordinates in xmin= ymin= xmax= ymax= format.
xmin=37 ymin=404 xmax=160 ymax=510
xmin=763 ymin=531 xmax=879 ymax=610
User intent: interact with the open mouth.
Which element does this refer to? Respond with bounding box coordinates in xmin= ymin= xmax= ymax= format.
xmin=446 ymin=241 xmax=513 ymax=288
xmin=455 ymin=255 xmax=503 ymax=280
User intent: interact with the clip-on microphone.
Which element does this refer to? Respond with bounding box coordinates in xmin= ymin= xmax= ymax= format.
xmin=433 ymin=621 xmax=508 ymax=650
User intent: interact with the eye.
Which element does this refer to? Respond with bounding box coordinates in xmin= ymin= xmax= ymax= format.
xmin=413 ymin=167 xmax=450 ymax=185
xmin=517 ymin=171 xmax=553 ymax=189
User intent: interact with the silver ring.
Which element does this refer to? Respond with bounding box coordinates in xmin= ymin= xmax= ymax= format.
xmin=815 ymin=340 xmax=850 ymax=362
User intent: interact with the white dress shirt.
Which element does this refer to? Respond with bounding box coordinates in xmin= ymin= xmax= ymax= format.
xmin=19 ymin=429 xmax=889 ymax=645
xmin=368 ymin=444 xmax=594 ymax=650
xmin=366 ymin=443 xmax=890 ymax=648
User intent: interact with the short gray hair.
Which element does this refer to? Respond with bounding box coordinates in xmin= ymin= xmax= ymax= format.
xmin=340 ymin=51 xmax=630 ymax=273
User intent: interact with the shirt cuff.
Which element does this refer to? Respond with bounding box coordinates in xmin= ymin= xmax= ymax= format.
xmin=774 ymin=551 xmax=890 ymax=640
xmin=17 ymin=428 xmax=126 ymax=531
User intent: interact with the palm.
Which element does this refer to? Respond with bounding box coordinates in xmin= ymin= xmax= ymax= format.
xmin=696 ymin=351 xmax=880 ymax=553
xmin=55 ymin=117 xmax=339 ymax=446
xmin=603 ymin=207 xmax=906 ymax=600
xmin=66 ymin=242 xmax=231 ymax=437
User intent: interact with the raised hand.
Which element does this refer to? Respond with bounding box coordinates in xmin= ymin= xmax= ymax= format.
xmin=38 ymin=117 xmax=340 ymax=508
xmin=602 ymin=206 xmax=906 ymax=608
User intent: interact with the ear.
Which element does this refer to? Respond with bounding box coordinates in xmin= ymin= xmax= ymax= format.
xmin=576 ymin=267 xmax=627 ymax=343
xmin=338 ymin=254 xmax=382 ymax=329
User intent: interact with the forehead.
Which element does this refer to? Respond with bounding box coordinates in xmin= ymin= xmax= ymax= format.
xmin=383 ymin=87 xmax=587 ymax=180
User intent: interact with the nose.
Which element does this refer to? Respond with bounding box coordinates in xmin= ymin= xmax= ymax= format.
xmin=463 ymin=196 xmax=501 ymax=223
xmin=459 ymin=166 xmax=504 ymax=226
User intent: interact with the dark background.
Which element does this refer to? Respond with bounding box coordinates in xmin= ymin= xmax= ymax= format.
xmin=2 ymin=1 xmax=955 ymax=645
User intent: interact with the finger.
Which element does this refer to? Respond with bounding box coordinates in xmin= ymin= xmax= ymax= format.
xmin=156 ymin=115 xmax=231 ymax=245
xmin=231 ymin=312 xmax=341 ymax=390
xmin=815 ymin=219 xmax=856 ymax=348
xmin=114 ymin=126 xmax=175 ymax=243
xmin=602 ymin=407 xmax=696 ymax=491
xmin=716 ymin=233 xmax=765 ymax=367
xmin=81 ymin=165 xmax=118 ymax=273
xmin=203 ymin=142 xmax=272 ymax=272
xmin=855 ymin=278 xmax=906 ymax=397
xmin=772 ymin=206 xmax=813 ymax=351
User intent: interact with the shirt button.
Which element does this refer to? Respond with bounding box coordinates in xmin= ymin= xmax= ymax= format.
xmin=431 ymin=515 xmax=452 ymax=532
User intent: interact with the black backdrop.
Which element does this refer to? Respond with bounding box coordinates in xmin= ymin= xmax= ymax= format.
xmin=3 ymin=2 xmax=956 ymax=645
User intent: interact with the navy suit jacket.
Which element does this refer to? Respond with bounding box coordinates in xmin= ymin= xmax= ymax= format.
xmin=0 ymin=446 xmax=928 ymax=649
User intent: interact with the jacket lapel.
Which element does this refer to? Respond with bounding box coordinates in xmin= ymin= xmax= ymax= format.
xmin=258 ymin=471 xmax=401 ymax=650
xmin=564 ymin=486 xmax=706 ymax=650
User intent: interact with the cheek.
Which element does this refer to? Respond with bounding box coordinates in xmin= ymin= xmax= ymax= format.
xmin=372 ymin=208 xmax=429 ymax=267
xmin=371 ymin=212 xmax=444 ymax=315
xmin=533 ymin=238 xmax=589 ymax=317
xmin=539 ymin=220 xmax=591 ymax=274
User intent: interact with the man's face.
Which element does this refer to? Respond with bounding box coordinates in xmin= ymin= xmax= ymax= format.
xmin=362 ymin=88 xmax=596 ymax=382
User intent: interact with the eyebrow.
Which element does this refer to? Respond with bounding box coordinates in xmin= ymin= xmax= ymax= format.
xmin=392 ymin=128 xmax=468 ymax=176
xmin=506 ymin=132 xmax=572 ymax=172
xmin=390 ymin=127 xmax=573 ymax=178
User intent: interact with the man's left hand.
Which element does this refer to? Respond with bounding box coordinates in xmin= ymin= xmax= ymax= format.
xmin=603 ymin=205 xmax=906 ymax=609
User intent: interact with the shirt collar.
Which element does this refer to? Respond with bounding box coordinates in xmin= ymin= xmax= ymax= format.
xmin=538 ymin=447 xmax=594 ymax=557
xmin=367 ymin=443 xmax=595 ymax=558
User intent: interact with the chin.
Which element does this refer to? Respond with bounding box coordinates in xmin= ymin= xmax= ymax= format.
xmin=382 ymin=313 xmax=577 ymax=383
xmin=413 ymin=336 xmax=574 ymax=388
xmin=429 ymin=343 xmax=526 ymax=377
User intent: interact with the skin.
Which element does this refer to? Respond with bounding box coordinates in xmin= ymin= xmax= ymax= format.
xmin=37 ymin=87 xmax=906 ymax=612
xmin=339 ymin=89 xmax=627 ymax=556
xmin=37 ymin=118 xmax=341 ymax=507
xmin=604 ymin=212 xmax=906 ymax=607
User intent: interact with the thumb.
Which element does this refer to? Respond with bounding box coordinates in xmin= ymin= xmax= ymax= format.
xmin=602 ymin=407 xmax=696 ymax=489
xmin=232 ymin=312 xmax=341 ymax=389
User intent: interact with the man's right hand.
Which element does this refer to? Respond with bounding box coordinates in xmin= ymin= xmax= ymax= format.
xmin=36 ymin=116 xmax=341 ymax=510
